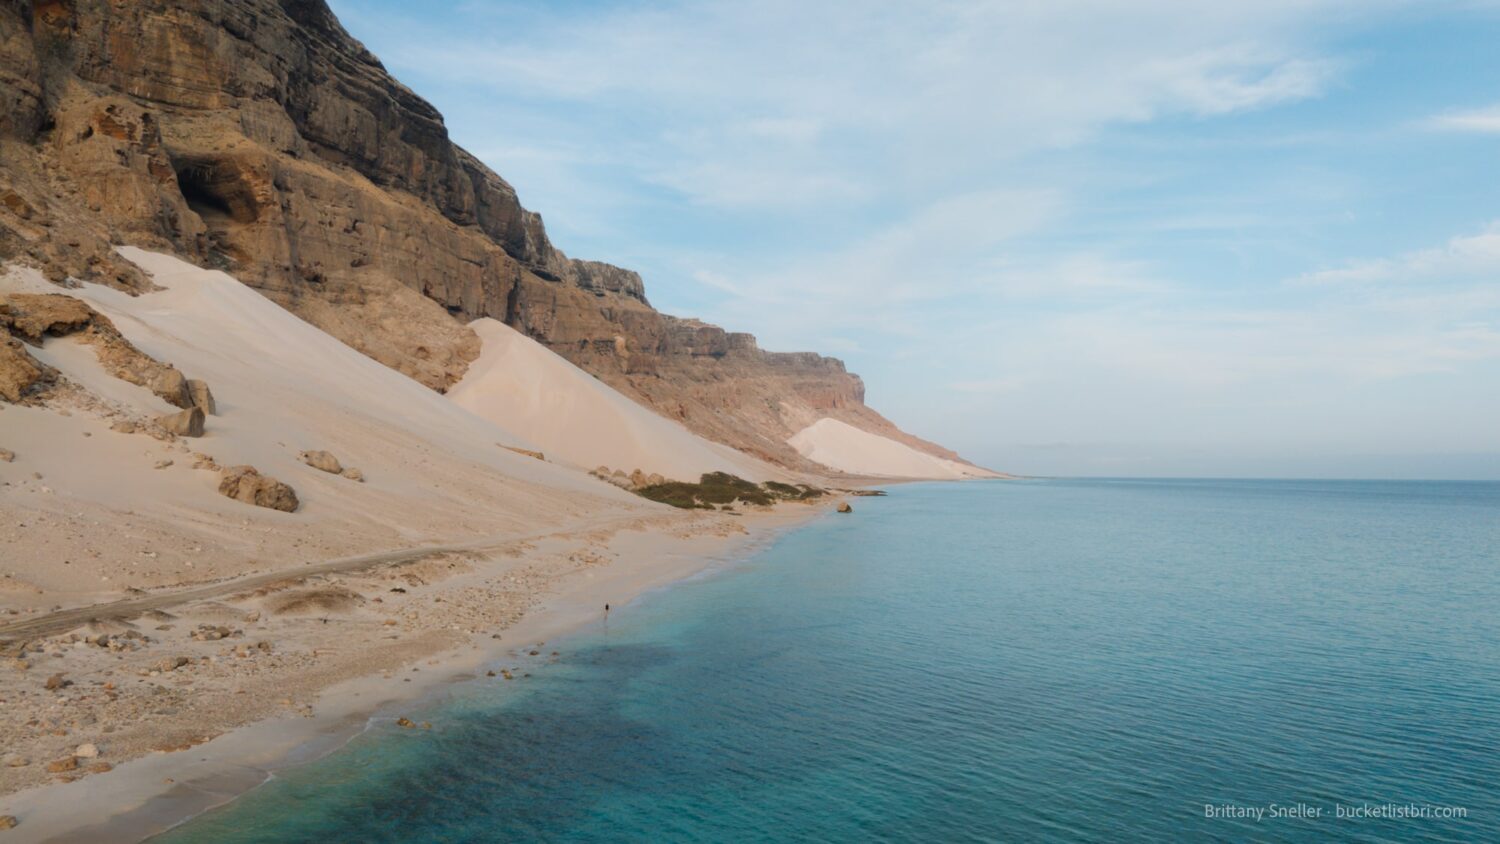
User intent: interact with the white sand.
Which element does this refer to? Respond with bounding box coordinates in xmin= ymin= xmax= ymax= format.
xmin=788 ymin=417 xmax=999 ymax=479
xmin=0 ymin=249 xmax=654 ymax=601
xmin=448 ymin=318 xmax=773 ymax=482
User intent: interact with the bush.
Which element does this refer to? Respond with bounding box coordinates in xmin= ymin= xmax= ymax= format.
xmin=637 ymin=472 xmax=824 ymax=509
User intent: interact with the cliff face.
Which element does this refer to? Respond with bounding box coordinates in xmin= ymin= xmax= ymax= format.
xmin=0 ymin=0 xmax=968 ymax=470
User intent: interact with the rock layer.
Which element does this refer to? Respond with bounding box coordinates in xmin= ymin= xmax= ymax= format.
xmin=0 ymin=0 xmax=977 ymax=471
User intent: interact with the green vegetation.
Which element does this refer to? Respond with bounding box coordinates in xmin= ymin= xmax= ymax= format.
xmin=764 ymin=480 xmax=826 ymax=500
xmin=637 ymin=473 xmax=826 ymax=510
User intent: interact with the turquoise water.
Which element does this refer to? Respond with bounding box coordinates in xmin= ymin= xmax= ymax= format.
xmin=158 ymin=479 xmax=1500 ymax=842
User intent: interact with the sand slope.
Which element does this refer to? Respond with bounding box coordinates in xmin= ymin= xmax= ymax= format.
xmin=0 ymin=249 xmax=650 ymax=602
xmin=788 ymin=417 xmax=999 ymax=479
xmin=448 ymin=318 xmax=772 ymax=482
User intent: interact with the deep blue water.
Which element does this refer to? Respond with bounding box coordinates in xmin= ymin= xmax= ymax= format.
xmin=158 ymin=479 xmax=1500 ymax=842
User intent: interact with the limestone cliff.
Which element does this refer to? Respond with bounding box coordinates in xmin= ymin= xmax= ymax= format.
xmin=0 ymin=0 xmax=972 ymax=470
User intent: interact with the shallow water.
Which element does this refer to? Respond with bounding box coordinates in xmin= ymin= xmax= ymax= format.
xmin=158 ymin=479 xmax=1500 ymax=842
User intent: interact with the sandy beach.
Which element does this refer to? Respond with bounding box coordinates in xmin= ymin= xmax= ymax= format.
xmin=0 ymin=237 xmax=971 ymax=844
xmin=0 ymin=499 xmax=832 ymax=842
xmin=0 ymin=249 xmax=882 ymax=841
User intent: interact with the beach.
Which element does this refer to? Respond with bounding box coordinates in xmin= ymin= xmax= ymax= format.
xmin=0 ymin=246 xmax=963 ymax=842
xmin=0 ymin=499 xmax=830 ymax=841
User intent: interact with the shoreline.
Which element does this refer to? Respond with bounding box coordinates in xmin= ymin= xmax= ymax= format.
xmin=0 ymin=501 xmax=831 ymax=843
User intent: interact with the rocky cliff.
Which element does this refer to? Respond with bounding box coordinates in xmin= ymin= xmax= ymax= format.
xmin=0 ymin=0 xmax=970 ymax=470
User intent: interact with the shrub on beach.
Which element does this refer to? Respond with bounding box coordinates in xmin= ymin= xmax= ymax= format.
xmin=637 ymin=473 xmax=825 ymax=509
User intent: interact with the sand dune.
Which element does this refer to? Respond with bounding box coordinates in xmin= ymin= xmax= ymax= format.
xmin=448 ymin=318 xmax=772 ymax=482
xmin=0 ymin=249 xmax=650 ymax=600
xmin=788 ymin=417 xmax=999 ymax=479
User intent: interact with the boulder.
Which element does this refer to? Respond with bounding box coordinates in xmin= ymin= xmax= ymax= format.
xmin=341 ymin=467 xmax=365 ymax=482
xmin=0 ymin=815 xmax=15 ymax=830
xmin=146 ymin=368 xmax=192 ymax=409
xmin=0 ymin=448 xmax=13 ymax=462
xmin=155 ymin=656 xmax=190 ymax=672
xmin=836 ymin=502 xmax=853 ymax=514
xmin=74 ymin=743 xmax=99 ymax=759
xmin=218 ymin=465 xmax=299 ymax=512
xmin=46 ymin=757 xmax=77 ymax=773
xmin=157 ymin=407 xmax=204 ymax=437
xmin=298 ymin=450 xmax=342 ymax=474
xmin=0 ymin=334 xmax=52 ymax=403
xmin=187 ymin=379 xmax=216 ymax=415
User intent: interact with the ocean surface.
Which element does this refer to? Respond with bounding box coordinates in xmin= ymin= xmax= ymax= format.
xmin=157 ymin=479 xmax=1500 ymax=843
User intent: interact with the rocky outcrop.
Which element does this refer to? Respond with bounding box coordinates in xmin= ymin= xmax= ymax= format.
xmin=217 ymin=465 xmax=298 ymax=512
xmin=0 ymin=332 xmax=53 ymax=402
xmin=589 ymin=466 xmax=666 ymax=491
xmin=501 ymin=445 xmax=546 ymax=462
xmin=0 ymin=293 xmax=200 ymax=408
xmin=0 ymin=0 xmax=981 ymax=471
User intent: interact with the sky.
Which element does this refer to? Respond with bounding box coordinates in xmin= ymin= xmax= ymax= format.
xmin=328 ymin=0 xmax=1500 ymax=478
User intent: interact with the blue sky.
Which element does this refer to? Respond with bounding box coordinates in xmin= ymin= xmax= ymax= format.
xmin=329 ymin=0 xmax=1500 ymax=478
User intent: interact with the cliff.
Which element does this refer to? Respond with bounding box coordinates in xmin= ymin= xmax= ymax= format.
xmin=0 ymin=0 xmax=970 ymax=470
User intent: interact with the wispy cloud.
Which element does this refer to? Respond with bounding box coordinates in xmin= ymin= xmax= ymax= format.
xmin=1297 ymin=221 xmax=1500 ymax=284
xmin=374 ymin=0 xmax=1355 ymax=212
xmin=1425 ymin=104 xmax=1500 ymax=133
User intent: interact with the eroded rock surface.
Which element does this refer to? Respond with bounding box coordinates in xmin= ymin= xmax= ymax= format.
xmin=0 ymin=293 xmax=198 ymax=408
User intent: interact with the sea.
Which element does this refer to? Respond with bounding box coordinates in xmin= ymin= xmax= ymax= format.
xmin=156 ymin=478 xmax=1500 ymax=843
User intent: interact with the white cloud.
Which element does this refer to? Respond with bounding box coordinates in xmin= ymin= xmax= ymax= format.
xmin=1426 ymin=104 xmax=1500 ymax=133
xmin=1297 ymin=221 xmax=1500 ymax=284
xmin=378 ymin=0 xmax=1357 ymax=212
xmin=678 ymin=188 xmax=1069 ymax=349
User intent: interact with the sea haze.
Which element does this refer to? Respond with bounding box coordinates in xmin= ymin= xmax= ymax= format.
xmin=160 ymin=479 xmax=1500 ymax=842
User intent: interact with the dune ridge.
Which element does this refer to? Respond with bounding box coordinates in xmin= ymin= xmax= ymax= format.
xmin=789 ymin=418 xmax=1003 ymax=480
xmin=448 ymin=318 xmax=775 ymax=483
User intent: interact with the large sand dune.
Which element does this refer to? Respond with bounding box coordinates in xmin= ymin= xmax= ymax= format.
xmin=788 ymin=417 xmax=999 ymax=479
xmin=448 ymin=318 xmax=772 ymax=482
xmin=0 ymin=249 xmax=650 ymax=601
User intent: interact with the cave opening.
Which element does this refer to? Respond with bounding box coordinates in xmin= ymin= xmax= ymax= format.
xmin=175 ymin=162 xmax=236 ymax=221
